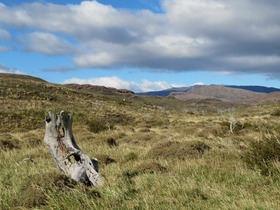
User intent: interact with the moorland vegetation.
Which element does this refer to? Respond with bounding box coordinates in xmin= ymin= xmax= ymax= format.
xmin=0 ymin=73 xmax=280 ymax=209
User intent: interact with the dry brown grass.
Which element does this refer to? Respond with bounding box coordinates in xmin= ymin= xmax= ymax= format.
xmin=1 ymin=74 xmax=280 ymax=209
xmin=148 ymin=140 xmax=211 ymax=160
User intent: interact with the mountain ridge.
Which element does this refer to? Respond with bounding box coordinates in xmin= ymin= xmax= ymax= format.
xmin=170 ymin=85 xmax=263 ymax=101
xmin=137 ymin=85 xmax=280 ymax=96
xmin=1 ymin=73 xmax=280 ymax=105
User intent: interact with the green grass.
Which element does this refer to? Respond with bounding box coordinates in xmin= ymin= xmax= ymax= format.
xmin=1 ymin=74 xmax=280 ymax=209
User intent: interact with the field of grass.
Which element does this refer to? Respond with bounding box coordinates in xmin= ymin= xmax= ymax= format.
xmin=1 ymin=74 xmax=280 ymax=209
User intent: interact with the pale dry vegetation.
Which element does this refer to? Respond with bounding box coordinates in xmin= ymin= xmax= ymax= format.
xmin=1 ymin=74 xmax=280 ymax=209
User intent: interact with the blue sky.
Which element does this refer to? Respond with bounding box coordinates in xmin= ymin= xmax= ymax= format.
xmin=0 ymin=0 xmax=280 ymax=92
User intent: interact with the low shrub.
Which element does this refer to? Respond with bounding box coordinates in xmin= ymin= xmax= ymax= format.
xmin=87 ymin=118 xmax=108 ymax=133
xmin=86 ymin=113 xmax=134 ymax=133
xmin=243 ymin=133 xmax=280 ymax=176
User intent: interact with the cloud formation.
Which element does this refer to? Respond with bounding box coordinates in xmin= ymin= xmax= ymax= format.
xmin=0 ymin=0 xmax=279 ymax=78
xmin=0 ymin=28 xmax=10 ymax=40
xmin=63 ymin=76 xmax=181 ymax=92
xmin=0 ymin=64 xmax=23 ymax=74
xmin=21 ymin=32 xmax=76 ymax=55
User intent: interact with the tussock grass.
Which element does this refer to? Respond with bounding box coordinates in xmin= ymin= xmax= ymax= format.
xmin=0 ymin=133 xmax=21 ymax=150
xmin=243 ymin=132 xmax=280 ymax=176
xmin=1 ymin=74 xmax=280 ymax=209
xmin=148 ymin=140 xmax=211 ymax=160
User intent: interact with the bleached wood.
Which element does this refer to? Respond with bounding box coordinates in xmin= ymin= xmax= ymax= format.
xmin=44 ymin=111 xmax=103 ymax=186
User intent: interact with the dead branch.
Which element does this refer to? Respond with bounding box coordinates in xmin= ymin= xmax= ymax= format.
xmin=44 ymin=111 xmax=103 ymax=186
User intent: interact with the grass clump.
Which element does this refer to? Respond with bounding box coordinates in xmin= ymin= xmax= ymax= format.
xmin=136 ymin=162 xmax=168 ymax=174
xmin=95 ymin=154 xmax=116 ymax=165
xmin=87 ymin=113 xmax=134 ymax=133
xmin=12 ymin=173 xmax=78 ymax=209
xmin=148 ymin=140 xmax=211 ymax=160
xmin=21 ymin=132 xmax=42 ymax=148
xmin=87 ymin=118 xmax=109 ymax=133
xmin=124 ymin=152 xmax=139 ymax=161
xmin=243 ymin=133 xmax=280 ymax=176
xmin=0 ymin=133 xmax=20 ymax=151
xmin=271 ymin=108 xmax=280 ymax=116
xmin=123 ymin=162 xmax=167 ymax=180
xmin=12 ymin=172 xmax=101 ymax=209
xmin=106 ymin=137 xmax=118 ymax=147
xmin=13 ymin=184 xmax=47 ymax=208
xmin=2 ymin=74 xmax=280 ymax=209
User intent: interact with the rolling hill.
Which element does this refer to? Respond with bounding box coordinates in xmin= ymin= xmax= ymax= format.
xmin=137 ymin=84 xmax=280 ymax=96
xmin=136 ymin=85 xmax=204 ymax=96
xmin=169 ymin=85 xmax=264 ymax=101
xmin=1 ymin=73 xmax=280 ymax=209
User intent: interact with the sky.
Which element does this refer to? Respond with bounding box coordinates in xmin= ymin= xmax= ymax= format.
xmin=0 ymin=0 xmax=280 ymax=92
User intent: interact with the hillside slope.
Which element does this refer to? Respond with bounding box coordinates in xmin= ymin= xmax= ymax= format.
xmin=170 ymin=85 xmax=263 ymax=101
xmin=226 ymin=85 xmax=280 ymax=93
xmin=65 ymin=83 xmax=135 ymax=95
xmin=0 ymin=73 xmax=46 ymax=82
xmin=239 ymin=92 xmax=280 ymax=104
xmin=137 ymin=85 xmax=204 ymax=96
xmin=138 ymin=85 xmax=280 ymax=96
xmin=1 ymin=73 xmax=280 ymax=209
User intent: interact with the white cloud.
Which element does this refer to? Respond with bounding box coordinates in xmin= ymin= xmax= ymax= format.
xmin=0 ymin=29 xmax=11 ymax=52
xmin=192 ymin=82 xmax=205 ymax=86
xmin=0 ymin=0 xmax=280 ymax=78
xmin=21 ymin=32 xmax=75 ymax=55
xmin=63 ymin=76 xmax=182 ymax=92
xmin=0 ymin=64 xmax=24 ymax=74
xmin=74 ymin=53 xmax=116 ymax=68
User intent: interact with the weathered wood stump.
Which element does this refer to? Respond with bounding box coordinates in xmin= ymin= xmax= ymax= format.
xmin=44 ymin=111 xmax=103 ymax=186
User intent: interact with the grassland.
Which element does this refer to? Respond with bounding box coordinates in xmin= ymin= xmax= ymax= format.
xmin=1 ymin=73 xmax=280 ymax=209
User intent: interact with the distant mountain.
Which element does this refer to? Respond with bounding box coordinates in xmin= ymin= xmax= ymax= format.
xmin=137 ymin=85 xmax=204 ymax=96
xmin=238 ymin=92 xmax=280 ymax=104
xmin=137 ymin=85 xmax=280 ymax=96
xmin=225 ymin=85 xmax=280 ymax=93
xmin=170 ymin=85 xmax=263 ymax=101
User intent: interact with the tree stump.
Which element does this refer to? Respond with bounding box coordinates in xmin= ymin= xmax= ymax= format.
xmin=44 ymin=111 xmax=103 ymax=186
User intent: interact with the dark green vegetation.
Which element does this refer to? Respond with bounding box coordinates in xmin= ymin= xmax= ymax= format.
xmin=1 ymin=73 xmax=280 ymax=209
